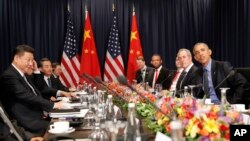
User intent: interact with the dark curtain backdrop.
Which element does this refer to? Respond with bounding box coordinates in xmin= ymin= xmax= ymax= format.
xmin=1 ymin=0 xmax=250 ymax=74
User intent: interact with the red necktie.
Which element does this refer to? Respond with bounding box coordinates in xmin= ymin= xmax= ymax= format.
xmin=172 ymin=71 xmax=180 ymax=82
xmin=154 ymin=69 xmax=159 ymax=84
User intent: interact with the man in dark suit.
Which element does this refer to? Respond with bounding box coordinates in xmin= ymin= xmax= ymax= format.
xmin=192 ymin=42 xmax=247 ymax=104
xmin=168 ymin=57 xmax=183 ymax=92
xmin=52 ymin=62 xmax=62 ymax=79
xmin=34 ymin=58 xmax=73 ymax=101
xmin=0 ymin=101 xmax=44 ymax=141
xmin=175 ymin=48 xmax=198 ymax=97
xmin=135 ymin=56 xmax=153 ymax=84
xmin=0 ymin=45 xmax=64 ymax=136
xmin=148 ymin=54 xmax=171 ymax=90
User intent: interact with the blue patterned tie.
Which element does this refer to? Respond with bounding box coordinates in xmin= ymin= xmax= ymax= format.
xmin=47 ymin=77 xmax=52 ymax=87
xmin=203 ymin=69 xmax=210 ymax=96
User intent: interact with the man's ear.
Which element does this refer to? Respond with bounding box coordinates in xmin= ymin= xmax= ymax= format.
xmin=208 ymin=49 xmax=212 ymax=56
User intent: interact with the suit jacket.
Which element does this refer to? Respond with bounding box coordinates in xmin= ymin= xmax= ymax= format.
xmin=135 ymin=66 xmax=153 ymax=84
xmin=0 ymin=66 xmax=54 ymax=136
xmin=148 ymin=67 xmax=171 ymax=90
xmin=176 ymin=65 xmax=198 ymax=91
xmin=0 ymin=101 xmax=38 ymax=141
xmin=33 ymin=73 xmax=69 ymax=100
xmin=194 ymin=60 xmax=247 ymax=104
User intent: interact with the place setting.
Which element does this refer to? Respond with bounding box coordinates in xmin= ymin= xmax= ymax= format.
xmin=48 ymin=121 xmax=75 ymax=134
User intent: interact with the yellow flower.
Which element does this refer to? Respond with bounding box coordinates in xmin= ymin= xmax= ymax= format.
xmin=157 ymin=119 xmax=164 ymax=125
xmin=185 ymin=118 xmax=200 ymax=138
xmin=186 ymin=124 xmax=200 ymax=138
xmin=177 ymin=107 xmax=184 ymax=116
xmin=203 ymin=117 xmax=219 ymax=133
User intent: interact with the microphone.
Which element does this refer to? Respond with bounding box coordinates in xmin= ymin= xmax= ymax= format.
xmin=159 ymin=70 xmax=176 ymax=84
xmin=117 ymin=75 xmax=167 ymax=116
xmin=94 ymin=77 xmax=128 ymax=102
xmin=80 ymin=73 xmax=97 ymax=84
xmin=213 ymin=70 xmax=235 ymax=90
xmin=201 ymin=70 xmax=235 ymax=102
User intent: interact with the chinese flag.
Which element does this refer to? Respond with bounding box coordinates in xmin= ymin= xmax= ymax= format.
xmin=80 ymin=11 xmax=101 ymax=81
xmin=126 ymin=11 xmax=143 ymax=82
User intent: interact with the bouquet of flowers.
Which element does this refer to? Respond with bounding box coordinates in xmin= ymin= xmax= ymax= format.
xmin=150 ymin=96 xmax=243 ymax=141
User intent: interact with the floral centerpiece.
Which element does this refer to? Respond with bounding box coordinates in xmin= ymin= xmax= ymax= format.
xmin=147 ymin=96 xmax=243 ymax=141
xmin=104 ymin=82 xmax=244 ymax=141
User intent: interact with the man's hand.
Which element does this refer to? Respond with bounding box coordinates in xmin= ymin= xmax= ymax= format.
xmin=60 ymin=91 xmax=76 ymax=98
xmin=50 ymin=96 xmax=57 ymax=102
xmin=54 ymin=101 xmax=64 ymax=109
xmin=30 ymin=137 xmax=44 ymax=141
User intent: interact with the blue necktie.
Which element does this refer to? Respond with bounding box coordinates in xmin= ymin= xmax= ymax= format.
xmin=203 ymin=69 xmax=210 ymax=96
xmin=47 ymin=77 xmax=52 ymax=87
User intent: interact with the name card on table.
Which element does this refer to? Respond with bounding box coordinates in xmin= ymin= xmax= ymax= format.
xmin=155 ymin=132 xmax=171 ymax=141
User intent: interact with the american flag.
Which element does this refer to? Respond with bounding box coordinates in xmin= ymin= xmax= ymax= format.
xmin=60 ymin=10 xmax=80 ymax=87
xmin=104 ymin=15 xmax=124 ymax=82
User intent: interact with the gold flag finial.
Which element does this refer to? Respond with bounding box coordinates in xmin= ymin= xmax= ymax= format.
xmin=67 ymin=3 xmax=70 ymax=12
xmin=112 ymin=4 xmax=115 ymax=12
xmin=85 ymin=5 xmax=87 ymax=12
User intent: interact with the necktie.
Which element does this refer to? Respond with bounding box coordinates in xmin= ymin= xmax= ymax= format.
xmin=176 ymin=71 xmax=187 ymax=90
xmin=203 ymin=69 xmax=210 ymax=96
xmin=152 ymin=69 xmax=159 ymax=89
xmin=47 ymin=77 xmax=52 ymax=87
xmin=173 ymin=71 xmax=180 ymax=82
xmin=141 ymin=69 xmax=146 ymax=82
xmin=23 ymin=76 xmax=37 ymax=96
xmin=154 ymin=69 xmax=159 ymax=84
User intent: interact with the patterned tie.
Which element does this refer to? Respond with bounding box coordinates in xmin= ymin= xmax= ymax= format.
xmin=47 ymin=77 xmax=52 ymax=87
xmin=23 ymin=76 xmax=37 ymax=96
xmin=203 ymin=69 xmax=210 ymax=96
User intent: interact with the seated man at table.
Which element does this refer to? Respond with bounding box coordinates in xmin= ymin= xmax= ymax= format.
xmin=174 ymin=48 xmax=198 ymax=97
xmin=0 ymin=101 xmax=44 ymax=141
xmin=192 ymin=42 xmax=248 ymax=104
xmin=0 ymin=45 xmax=64 ymax=136
xmin=135 ymin=56 xmax=153 ymax=84
xmin=52 ymin=62 xmax=62 ymax=79
xmin=148 ymin=54 xmax=171 ymax=90
xmin=34 ymin=58 xmax=74 ymax=101
xmin=168 ymin=57 xmax=183 ymax=92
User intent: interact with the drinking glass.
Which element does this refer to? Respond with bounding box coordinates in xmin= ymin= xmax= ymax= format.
xmin=188 ymin=85 xmax=196 ymax=98
xmin=154 ymin=83 xmax=163 ymax=97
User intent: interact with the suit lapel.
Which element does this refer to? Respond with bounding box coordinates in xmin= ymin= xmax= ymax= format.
xmin=211 ymin=60 xmax=217 ymax=86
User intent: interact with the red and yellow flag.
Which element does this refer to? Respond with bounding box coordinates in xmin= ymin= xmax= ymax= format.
xmin=80 ymin=10 xmax=101 ymax=82
xmin=126 ymin=11 xmax=143 ymax=82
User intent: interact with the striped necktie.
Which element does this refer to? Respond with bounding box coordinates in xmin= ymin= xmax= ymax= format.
xmin=23 ymin=76 xmax=37 ymax=96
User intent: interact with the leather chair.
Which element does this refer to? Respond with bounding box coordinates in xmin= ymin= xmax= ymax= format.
xmin=235 ymin=67 xmax=250 ymax=108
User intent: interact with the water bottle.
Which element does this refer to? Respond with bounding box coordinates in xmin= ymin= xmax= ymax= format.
xmin=124 ymin=103 xmax=141 ymax=141
xmin=170 ymin=119 xmax=183 ymax=141
xmin=105 ymin=95 xmax=115 ymax=121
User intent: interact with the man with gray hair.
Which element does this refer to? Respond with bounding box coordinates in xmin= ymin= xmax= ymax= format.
xmin=175 ymin=48 xmax=198 ymax=97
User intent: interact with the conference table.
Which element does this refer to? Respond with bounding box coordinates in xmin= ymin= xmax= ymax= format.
xmin=43 ymin=117 xmax=156 ymax=141
xmin=43 ymin=97 xmax=156 ymax=141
